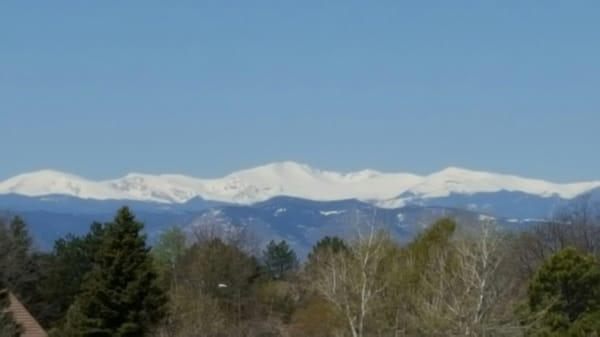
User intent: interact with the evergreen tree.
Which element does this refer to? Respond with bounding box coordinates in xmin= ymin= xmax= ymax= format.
xmin=262 ymin=240 xmax=298 ymax=280
xmin=308 ymin=236 xmax=348 ymax=261
xmin=59 ymin=207 xmax=166 ymax=337
xmin=0 ymin=216 xmax=39 ymax=308
xmin=38 ymin=222 xmax=106 ymax=328
xmin=0 ymin=282 xmax=19 ymax=337
xmin=525 ymin=247 xmax=600 ymax=336
xmin=305 ymin=236 xmax=349 ymax=275
xmin=9 ymin=216 xmax=33 ymax=252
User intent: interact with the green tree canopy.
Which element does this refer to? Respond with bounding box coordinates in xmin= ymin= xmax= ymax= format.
xmin=0 ymin=216 xmax=40 ymax=309
xmin=151 ymin=226 xmax=187 ymax=287
xmin=378 ymin=218 xmax=459 ymax=336
xmin=58 ymin=207 xmax=166 ymax=337
xmin=308 ymin=236 xmax=348 ymax=260
xmin=525 ymin=247 xmax=600 ymax=337
xmin=38 ymin=222 xmax=106 ymax=328
xmin=262 ymin=240 xmax=298 ymax=280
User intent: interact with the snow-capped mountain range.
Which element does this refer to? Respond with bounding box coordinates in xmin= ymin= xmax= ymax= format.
xmin=1 ymin=162 xmax=599 ymax=207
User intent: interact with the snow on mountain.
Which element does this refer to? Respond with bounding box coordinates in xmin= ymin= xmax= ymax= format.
xmin=378 ymin=167 xmax=600 ymax=208
xmin=0 ymin=170 xmax=130 ymax=200
xmin=1 ymin=162 xmax=599 ymax=205
xmin=106 ymin=173 xmax=199 ymax=203
xmin=412 ymin=167 xmax=600 ymax=199
xmin=209 ymin=162 xmax=424 ymax=203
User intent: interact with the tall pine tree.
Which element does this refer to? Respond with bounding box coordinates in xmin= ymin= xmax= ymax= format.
xmin=307 ymin=236 xmax=348 ymax=261
xmin=38 ymin=222 xmax=107 ymax=328
xmin=0 ymin=216 xmax=39 ymax=308
xmin=58 ymin=207 xmax=166 ymax=337
xmin=262 ymin=240 xmax=298 ymax=280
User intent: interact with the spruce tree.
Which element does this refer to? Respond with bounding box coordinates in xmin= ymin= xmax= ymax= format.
xmin=9 ymin=216 xmax=33 ymax=252
xmin=59 ymin=207 xmax=166 ymax=337
xmin=0 ymin=216 xmax=39 ymax=308
xmin=262 ymin=240 xmax=298 ymax=280
xmin=306 ymin=236 xmax=349 ymax=275
xmin=308 ymin=236 xmax=348 ymax=261
xmin=39 ymin=222 xmax=106 ymax=328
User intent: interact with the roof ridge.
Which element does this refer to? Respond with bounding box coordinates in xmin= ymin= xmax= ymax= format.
xmin=7 ymin=293 xmax=48 ymax=337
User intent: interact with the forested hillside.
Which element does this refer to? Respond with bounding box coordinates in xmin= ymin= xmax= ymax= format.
xmin=1 ymin=200 xmax=599 ymax=337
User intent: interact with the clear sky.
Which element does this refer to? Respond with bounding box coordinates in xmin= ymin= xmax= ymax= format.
xmin=1 ymin=1 xmax=599 ymax=182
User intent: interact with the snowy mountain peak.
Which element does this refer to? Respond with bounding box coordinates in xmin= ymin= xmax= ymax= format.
xmin=10 ymin=169 xmax=86 ymax=181
xmin=262 ymin=161 xmax=314 ymax=171
xmin=229 ymin=161 xmax=319 ymax=179
xmin=432 ymin=166 xmax=483 ymax=176
xmin=0 ymin=169 xmax=128 ymax=200
xmin=1 ymin=163 xmax=599 ymax=205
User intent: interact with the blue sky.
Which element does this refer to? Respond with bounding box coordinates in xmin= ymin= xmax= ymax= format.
xmin=1 ymin=1 xmax=599 ymax=182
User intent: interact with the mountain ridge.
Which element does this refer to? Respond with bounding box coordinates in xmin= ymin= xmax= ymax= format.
xmin=1 ymin=162 xmax=599 ymax=205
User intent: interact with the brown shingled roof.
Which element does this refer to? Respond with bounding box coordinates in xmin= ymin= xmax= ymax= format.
xmin=7 ymin=293 xmax=48 ymax=337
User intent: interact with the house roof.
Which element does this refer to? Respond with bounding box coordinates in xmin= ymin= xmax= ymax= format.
xmin=7 ymin=293 xmax=48 ymax=337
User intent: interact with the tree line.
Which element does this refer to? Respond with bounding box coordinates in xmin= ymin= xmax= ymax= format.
xmin=0 ymin=200 xmax=599 ymax=337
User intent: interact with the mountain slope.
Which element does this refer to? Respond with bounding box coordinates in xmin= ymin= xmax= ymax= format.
xmin=1 ymin=162 xmax=599 ymax=206
xmin=8 ymin=195 xmax=531 ymax=254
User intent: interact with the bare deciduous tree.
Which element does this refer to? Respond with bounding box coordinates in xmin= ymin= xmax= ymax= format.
xmin=451 ymin=222 xmax=520 ymax=336
xmin=312 ymin=225 xmax=388 ymax=337
xmin=405 ymin=221 xmax=521 ymax=337
xmin=190 ymin=216 xmax=259 ymax=256
xmin=514 ymin=196 xmax=600 ymax=280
